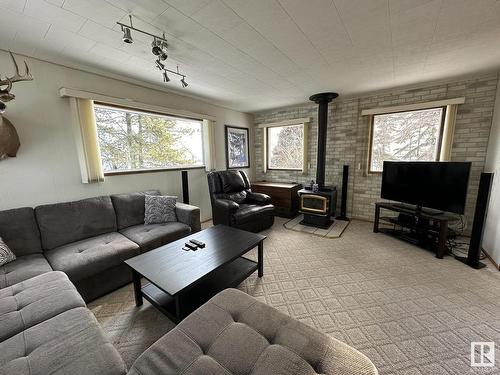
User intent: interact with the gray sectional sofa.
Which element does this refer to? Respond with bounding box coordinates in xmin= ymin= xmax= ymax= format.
xmin=0 ymin=190 xmax=200 ymax=375
xmin=0 ymin=190 xmax=200 ymax=301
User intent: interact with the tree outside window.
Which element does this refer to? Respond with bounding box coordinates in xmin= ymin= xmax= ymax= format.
xmin=94 ymin=104 xmax=204 ymax=173
xmin=267 ymin=124 xmax=304 ymax=170
xmin=369 ymin=107 xmax=445 ymax=173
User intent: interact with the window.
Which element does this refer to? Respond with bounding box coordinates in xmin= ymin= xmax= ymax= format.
xmin=94 ymin=104 xmax=204 ymax=173
xmin=369 ymin=107 xmax=445 ymax=173
xmin=267 ymin=124 xmax=304 ymax=170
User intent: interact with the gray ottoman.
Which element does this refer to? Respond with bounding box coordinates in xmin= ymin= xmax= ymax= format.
xmin=128 ymin=288 xmax=378 ymax=375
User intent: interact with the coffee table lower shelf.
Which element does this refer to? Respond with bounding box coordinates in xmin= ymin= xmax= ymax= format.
xmin=140 ymin=257 xmax=258 ymax=322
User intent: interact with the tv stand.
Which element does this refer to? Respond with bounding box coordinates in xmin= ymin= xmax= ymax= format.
xmin=373 ymin=202 xmax=453 ymax=259
xmin=392 ymin=203 xmax=444 ymax=216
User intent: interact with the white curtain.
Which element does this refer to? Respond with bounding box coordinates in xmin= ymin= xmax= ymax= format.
xmin=203 ymin=119 xmax=216 ymax=172
xmin=70 ymin=98 xmax=104 ymax=183
xmin=440 ymin=104 xmax=458 ymax=161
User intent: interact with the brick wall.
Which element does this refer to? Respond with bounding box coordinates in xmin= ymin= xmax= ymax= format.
xmin=253 ymin=74 xmax=499 ymax=228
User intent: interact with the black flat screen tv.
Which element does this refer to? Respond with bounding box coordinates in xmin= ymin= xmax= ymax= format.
xmin=381 ymin=161 xmax=471 ymax=214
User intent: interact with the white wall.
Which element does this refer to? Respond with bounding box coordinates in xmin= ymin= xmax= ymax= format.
xmin=483 ymin=76 xmax=500 ymax=264
xmin=0 ymin=51 xmax=254 ymax=221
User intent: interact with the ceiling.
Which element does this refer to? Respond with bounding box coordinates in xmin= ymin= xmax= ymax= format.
xmin=1 ymin=0 xmax=500 ymax=113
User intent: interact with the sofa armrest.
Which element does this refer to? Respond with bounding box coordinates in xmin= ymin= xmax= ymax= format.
xmin=175 ymin=203 xmax=201 ymax=233
xmin=214 ymin=199 xmax=240 ymax=212
xmin=247 ymin=192 xmax=272 ymax=205
xmin=211 ymin=199 xmax=240 ymax=226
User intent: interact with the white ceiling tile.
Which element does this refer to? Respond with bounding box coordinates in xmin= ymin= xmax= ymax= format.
xmin=63 ymin=0 xmax=127 ymax=28
xmin=390 ymin=0 xmax=441 ymax=47
xmin=44 ymin=0 xmax=64 ymax=6
xmin=79 ymin=20 xmax=123 ymax=47
xmin=104 ymin=0 xmax=170 ymax=22
xmin=23 ymin=0 xmax=87 ymax=33
xmin=44 ymin=26 xmax=96 ymax=52
xmin=278 ymin=0 xmax=351 ymax=52
xmin=0 ymin=0 xmax=26 ymax=12
xmin=191 ymin=0 xmax=243 ymax=35
xmin=389 ymin=0 xmax=436 ymax=14
xmin=164 ymin=0 xmax=213 ymax=16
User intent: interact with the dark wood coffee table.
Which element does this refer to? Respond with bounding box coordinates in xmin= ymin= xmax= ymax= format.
xmin=125 ymin=225 xmax=266 ymax=322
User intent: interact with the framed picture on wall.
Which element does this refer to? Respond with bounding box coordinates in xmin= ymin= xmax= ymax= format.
xmin=225 ymin=125 xmax=250 ymax=169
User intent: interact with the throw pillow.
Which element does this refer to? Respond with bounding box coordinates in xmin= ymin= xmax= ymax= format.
xmin=145 ymin=195 xmax=177 ymax=224
xmin=0 ymin=237 xmax=16 ymax=266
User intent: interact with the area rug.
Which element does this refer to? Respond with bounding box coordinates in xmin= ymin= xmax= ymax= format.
xmin=89 ymin=218 xmax=500 ymax=374
xmin=284 ymin=214 xmax=350 ymax=238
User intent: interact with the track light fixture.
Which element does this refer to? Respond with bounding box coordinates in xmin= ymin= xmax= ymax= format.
xmin=117 ymin=15 xmax=188 ymax=88
xmin=155 ymin=59 xmax=165 ymax=71
xmin=159 ymin=51 xmax=168 ymax=61
xmin=151 ymin=38 xmax=163 ymax=56
xmin=121 ymin=15 xmax=133 ymax=44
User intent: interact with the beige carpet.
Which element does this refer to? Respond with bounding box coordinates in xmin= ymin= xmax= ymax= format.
xmin=88 ymin=218 xmax=500 ymax=374
xmin=284 ymin=214 xmax=350 ymax=238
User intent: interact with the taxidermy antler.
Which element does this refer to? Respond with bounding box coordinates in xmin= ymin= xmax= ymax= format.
xmin=0 ymin=51 xmax=33 ymax=106
xmin=0 ymin=51 xmax=33 ymax=159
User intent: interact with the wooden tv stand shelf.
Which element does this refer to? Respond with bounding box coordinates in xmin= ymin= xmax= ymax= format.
xmin=373 ymin=202 xmax=456 ymax=259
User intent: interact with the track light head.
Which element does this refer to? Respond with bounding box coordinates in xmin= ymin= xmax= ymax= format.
xmin=159 ymin=51 xmax=168 ymax=61
xmin=122 ymin=27 xmax=133 ymax=44
xmin=151 ymin=39 xmax=162 ymax=55
xmin=163 ymin=71 xmax=170 ymax=83
xmin=155 ymin=59 xmax=165 ymax=70
xmin=180 ymin=77 xmax=188 ymax=88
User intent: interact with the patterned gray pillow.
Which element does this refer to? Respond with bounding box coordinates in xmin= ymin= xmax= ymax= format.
xmin=144 ymin=195 xmax=177 ymax=224
xmin=0 ymin=237 xmax=16 ymax=266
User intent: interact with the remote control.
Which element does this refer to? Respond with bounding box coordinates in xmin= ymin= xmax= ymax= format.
xmin=185 ymin=242 xmax=198 ymax=250
xmin=189 ymin=239 xmax=205 ymax=248
xmin=182 ymin=247 xmax=191 ymax=251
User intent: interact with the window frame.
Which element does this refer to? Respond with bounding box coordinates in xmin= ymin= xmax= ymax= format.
xmin=367 ymin=106 xmax=447 ymax=174
xmin=266 ymin=123 xmax=306 ymax=171
xmin=93 ymin=102 xmax=206 ymax=176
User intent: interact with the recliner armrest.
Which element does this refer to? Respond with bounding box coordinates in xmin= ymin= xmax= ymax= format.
xmin=214 ymin=199 xmax=240 ymax=212
xmin=175 ymin=203 xmax=201 ymax=233
xmin=247 ymin=192 xmax=272 ymax=205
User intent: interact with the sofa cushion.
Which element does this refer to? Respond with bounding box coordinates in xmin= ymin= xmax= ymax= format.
xmin=128 ymin=289 xmax=378 ymax=375
xmin=0 ymin=207 xmax=42 ymax=256
xmin=0 ymin=254 xmax=52 ymax=289
xmin=0 ymin=307 xmax=127 ymax=375
xmin=111 ymin=190 xmax=161 ymax=230
xmin=44 ymin=232 xmax=139 ymax=282
xmin=233 ymin=204 xmax=275 ymax=225
xmin=144 ymin=195 xmax=177 ymax=225
xmin=120 ymin=222 xmax=191 ymax=253
xmin=0 ymin=271 xmax=85 ymax=342
xmin=35 ymin=196 xmax=118 ymax=250
xmin=0 ymin=237 xmax=16 ymax=266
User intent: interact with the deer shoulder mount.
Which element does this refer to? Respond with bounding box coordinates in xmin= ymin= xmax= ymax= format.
xmin=0 ymin=51 xmax=34 ymax=159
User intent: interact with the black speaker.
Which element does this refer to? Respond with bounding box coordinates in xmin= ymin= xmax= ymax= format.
xmin=336 ymin=165 xmax=350 ymax=221
xmin=181 ymin=170 xmax=189 ymax=204
xmin=456 ymin=172 xmax=494 ymax=269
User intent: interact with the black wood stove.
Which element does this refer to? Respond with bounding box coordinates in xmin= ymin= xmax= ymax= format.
xmin=298 ymin=92 xmax=339 ymax=229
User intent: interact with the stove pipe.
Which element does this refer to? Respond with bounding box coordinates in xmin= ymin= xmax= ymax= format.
xmin=309 ymin=92 xmax=339 ymax=188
